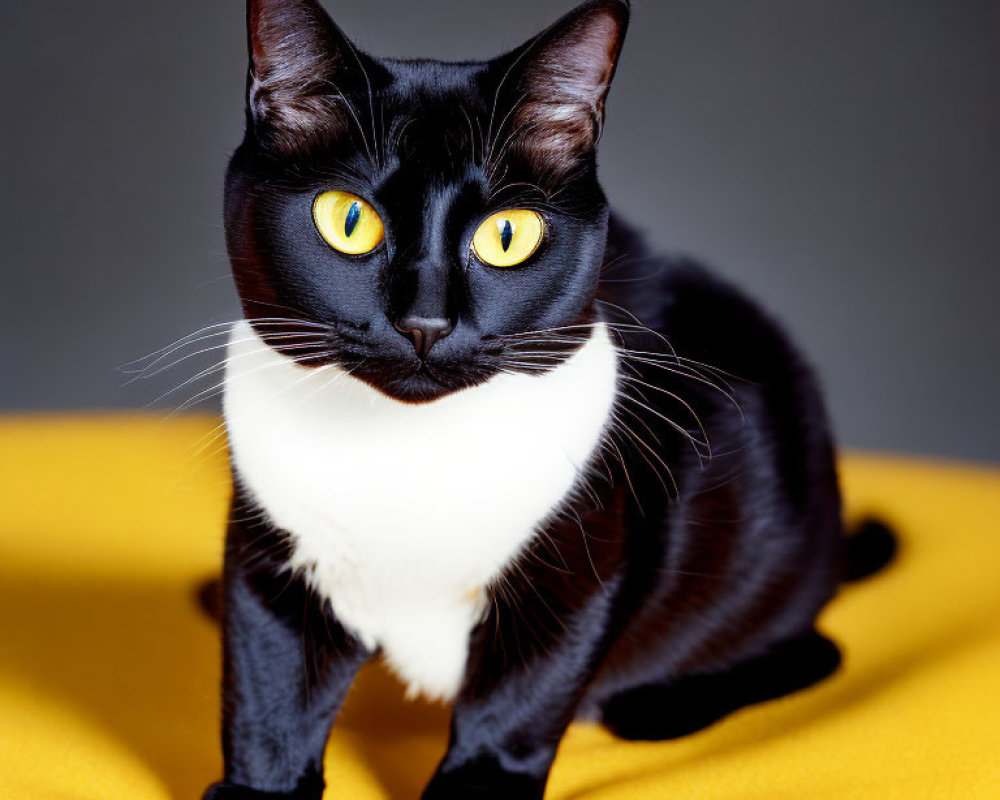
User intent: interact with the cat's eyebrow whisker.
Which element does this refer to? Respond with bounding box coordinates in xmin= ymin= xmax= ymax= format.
xmin=486 ymin=117 xmax=543 ymax=187
xmin=316 ymin=77 xmax=376 ymax=167
xmin=339 ymin=35 xmax=382 ymax=169
xmin=379 ymin=98 xmax=388 ymax=172
xmin=312 ymin=162 xmax=368 ymax=185
xmin=484 ymin=93 xmax=530 ymax=181
xmin=486 ymin=116 xmax=536 ymax=184
xmin=458 ymin=104 xmax=482 ymax=165
xmin=483 ymin=76 xmax=522 ymax=170
xmin=388 ymin=116 xmax=417 ymax=154
xmin=489 ymin=180 xmax=552 ymax=204
xmin=472 ymin=113 xmax=487 ymax=168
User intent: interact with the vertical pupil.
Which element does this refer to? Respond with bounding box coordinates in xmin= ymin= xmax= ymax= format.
xmin=498 ymin=218 xmax=514 ymax=252
xmin=344 ymin=201 xmax=362 ymax=237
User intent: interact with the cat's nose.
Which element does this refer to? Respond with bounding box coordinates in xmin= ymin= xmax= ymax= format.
xmin=394 ymin=316 xmax=453 ymax=359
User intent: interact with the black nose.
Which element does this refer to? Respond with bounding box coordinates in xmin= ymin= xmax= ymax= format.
xmin=394 ymin=316 xmax=453 ymax=359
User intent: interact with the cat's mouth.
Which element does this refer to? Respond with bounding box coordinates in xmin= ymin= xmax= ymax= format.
xmin=352 ymin=357 xmax=498 ymax=405
xmin=377 ymin=364 xmax=457 ymax=403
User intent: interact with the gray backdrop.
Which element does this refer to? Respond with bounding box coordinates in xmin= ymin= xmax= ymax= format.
xmin=2 ymin=1 xmax=998 ymax=463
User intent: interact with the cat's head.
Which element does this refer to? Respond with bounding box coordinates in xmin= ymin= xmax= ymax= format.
xmin=225 ymin=0 xmax=629 ymax=402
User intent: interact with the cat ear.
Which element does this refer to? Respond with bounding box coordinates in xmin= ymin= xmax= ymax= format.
xmin=246 ymin=0 xmax=364 ymax=154
xmin=499 ymin=0 xmax=629 ymax=177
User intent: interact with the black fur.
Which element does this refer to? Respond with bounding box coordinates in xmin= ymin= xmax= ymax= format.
xmin=204 ymin=494 xmax=371 ymax=799
xmin=203 ymin=2 xmax=896 ymax=798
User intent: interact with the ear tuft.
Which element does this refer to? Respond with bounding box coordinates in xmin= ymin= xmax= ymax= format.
xmin=247 ymin=0 xmax=357 ymax=154
xmin=505 ymin=0 xmax=630 ymax=179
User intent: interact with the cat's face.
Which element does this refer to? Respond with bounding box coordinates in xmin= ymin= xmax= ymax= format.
xmin=225 ymin=0 xmax=629 ymax=402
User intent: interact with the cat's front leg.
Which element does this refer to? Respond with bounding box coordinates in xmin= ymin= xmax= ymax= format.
xmin=203 ymin=505 xmax=371 ymax=800
xmin=422 ymin=577 xmax=619 ymax=800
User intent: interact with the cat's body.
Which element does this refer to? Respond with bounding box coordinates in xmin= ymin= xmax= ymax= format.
xmin=204 ymin=2 xmax=893 ymax=799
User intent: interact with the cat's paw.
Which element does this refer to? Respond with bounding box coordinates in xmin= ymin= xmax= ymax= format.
xmin=201 ymin=778 xmax=323 ymax=800
xmin=421 ymin=765 xmax=546 ymax=800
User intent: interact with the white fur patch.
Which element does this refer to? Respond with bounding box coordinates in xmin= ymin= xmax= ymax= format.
xmin=223 ymin=321 xmax=618 ymax=700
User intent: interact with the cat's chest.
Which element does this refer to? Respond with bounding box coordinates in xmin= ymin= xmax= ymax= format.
xmin=223 ymin=321 xmax=617 ymax=699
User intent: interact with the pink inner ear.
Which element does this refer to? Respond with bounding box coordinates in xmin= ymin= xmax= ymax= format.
xmin=509 ymin=10 xmax=625 ymax=181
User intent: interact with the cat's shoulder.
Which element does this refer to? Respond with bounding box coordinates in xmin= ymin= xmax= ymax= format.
xmin=601 ymin=212 xmax=808 ymax=380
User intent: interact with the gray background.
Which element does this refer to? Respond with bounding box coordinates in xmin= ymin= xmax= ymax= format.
xmin=2 ymin=1 xmax=998 ymax=463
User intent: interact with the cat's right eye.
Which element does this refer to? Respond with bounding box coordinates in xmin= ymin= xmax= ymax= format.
xmin=313 ymin=191 xmax=385 ymax=255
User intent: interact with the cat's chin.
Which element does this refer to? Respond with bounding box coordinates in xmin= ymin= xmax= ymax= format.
xmin=362 ymin=365 xmax=490 ymax=405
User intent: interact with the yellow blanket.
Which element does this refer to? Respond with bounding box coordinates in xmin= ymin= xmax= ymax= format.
xmin=1 ymin=415 xmax=998 ymax=799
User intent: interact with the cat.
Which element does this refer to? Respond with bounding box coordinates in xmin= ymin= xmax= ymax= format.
xmin=202 ymin=1 xmax=896 ymax=798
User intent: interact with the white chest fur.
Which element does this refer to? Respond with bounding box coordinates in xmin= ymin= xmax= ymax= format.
xmin=223 ymin=320 xmax=618 ymax=700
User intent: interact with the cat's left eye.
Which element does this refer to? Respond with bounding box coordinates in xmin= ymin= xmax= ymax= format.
xmin=313 ymin=191 xmax=385 ymax=255
xmin=471 ymin=210 xmax=545 ymax=268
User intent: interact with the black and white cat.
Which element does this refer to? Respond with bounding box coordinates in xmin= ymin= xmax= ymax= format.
xmin=204 ymin=2 xmax=894 ymax=798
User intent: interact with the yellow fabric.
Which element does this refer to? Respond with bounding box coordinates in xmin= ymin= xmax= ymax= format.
xmin=1 ymin=414 xmax=998 ymax=799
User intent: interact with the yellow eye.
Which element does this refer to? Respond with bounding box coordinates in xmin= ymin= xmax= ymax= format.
xmin=471 ymin=209 xmax=545 ymax=268
xmin=312 ymin=191 xmax=385 ymax=255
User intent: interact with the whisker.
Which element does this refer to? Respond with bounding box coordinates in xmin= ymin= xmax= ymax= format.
xmin=608 ymin=411 xmax=677 ymax=498
xmin=600 ymin=429 xmax=643 ymax=516
xmin=146 ymin=340 xmax=337 ymax=408
xmin=121 ymin=317 xmax=331 ymax=372
xmin=123 ymin=331 xmax=330 ymax=384
xmin=316 ymin=76 xmax=375 ymax=167
xmin=502 ymin=331 xmax=744 ymax=416
xmin=190 ymin=360 xmax=357 ymax=467
xmin=617 ymin=397 xmax=709 ymax=469
xmin=155 ymin=346 xmax=338 ymax=419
